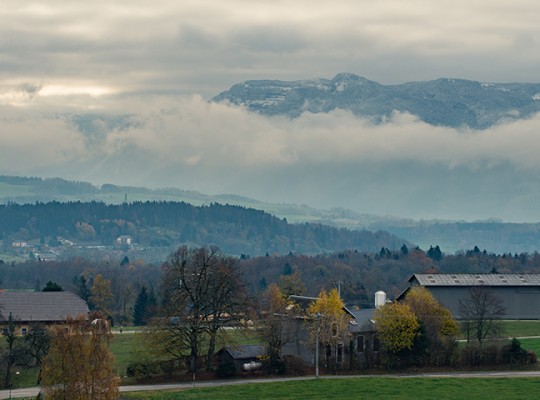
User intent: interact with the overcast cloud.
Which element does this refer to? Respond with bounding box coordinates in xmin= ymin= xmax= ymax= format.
xmin=1 ymin=0 xmax=540 ymax=221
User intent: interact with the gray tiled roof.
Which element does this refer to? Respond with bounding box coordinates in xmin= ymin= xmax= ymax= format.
xmin=412 ymin=274 xmax=540 ymax=287
xmin=0 ymin=291 xmax=89 ymax=322
xmin=222 ymin=344 xmax=266 ymax=360
xmin=349 ymin=308 xmax=376 ymax=333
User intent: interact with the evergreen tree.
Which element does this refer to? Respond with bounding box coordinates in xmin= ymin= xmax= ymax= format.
xmin=427 ymin=245 xmax=442 ymax=261
xmin=132 ymin=286 xmax=149 ymax=326
xmin=400 ymin=244 xmax=409 ymax=255
xmin=42 ymin=280 xmax=63 ymax=292
xmin=258 ymin=277 xmax=268 ymax=291
xmin=74 ymin=276 xmax=91 ymax=302
xmin=282 ymin=262 xmax=293 ymax=276
xmin=147 ymin=286 xmax=158 ymax=320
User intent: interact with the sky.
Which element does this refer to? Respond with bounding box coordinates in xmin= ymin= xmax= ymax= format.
xmin=2 ymin=0 xmax=540 ymax=222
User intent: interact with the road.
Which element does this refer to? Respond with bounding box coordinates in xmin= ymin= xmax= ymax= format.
xmin=3 ymin=371 xmax=540 ymax=399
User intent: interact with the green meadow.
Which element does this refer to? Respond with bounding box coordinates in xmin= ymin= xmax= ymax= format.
xmin=500 ymin=320 xmax=540 ymax=338
xmin=120 ymin=377 xmax=540 ymax=400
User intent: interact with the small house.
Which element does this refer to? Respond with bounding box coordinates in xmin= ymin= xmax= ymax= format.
xmin=218 ymin=344 xmax=266 ymax=372
xmin=348 ymin=308 xmax=379 ymax=368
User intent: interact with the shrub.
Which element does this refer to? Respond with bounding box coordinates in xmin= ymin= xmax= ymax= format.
xmin=284 ymin=355 xmax=307 ymax=376
xmin=263 ymin=357 xmax=286 ymax=375
xmin=216 ymin=361 xmax=237 ymax=378
xmin=451 ymin=339 xmax=537 ymax=368
xmin=126 ymin=361 xmax=162 ymax=379
xmin=502 ymin=338 xmax=534 ymax=365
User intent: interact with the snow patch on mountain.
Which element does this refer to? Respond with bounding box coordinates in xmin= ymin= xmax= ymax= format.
xmin=212 ymin=74 xmax=540 ymax=129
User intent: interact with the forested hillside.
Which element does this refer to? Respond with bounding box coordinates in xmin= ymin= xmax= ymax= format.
xmin=3 ymin=175 xmax=540 ymax=254
xmin=0 ymin=201 xmax=405 ymax=257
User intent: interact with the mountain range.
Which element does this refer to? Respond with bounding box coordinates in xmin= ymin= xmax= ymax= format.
xmin=212 ymin=73 xmax=540 ymax=129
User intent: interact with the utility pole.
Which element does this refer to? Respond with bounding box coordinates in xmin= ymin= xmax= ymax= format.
xmin=289 ymin=295 xmax=325 ymax=379
xmin=337 ymin=281 xmax=342 ymax=299
xmin=315 ymin=313 xmax=320 ymax=378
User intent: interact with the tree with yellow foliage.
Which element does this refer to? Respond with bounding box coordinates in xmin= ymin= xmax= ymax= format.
xmin=404 ymin=287 xmax=458 ymax=338
xmin=403 ymin=286 xmax=458 ymax=365
xmin=307 ymin=288 xmax=350 ymax=372
xmin=374 ymin=302 xmax=419 ymax=353
xmin=41 ymin=315 xmax=119 ymax=400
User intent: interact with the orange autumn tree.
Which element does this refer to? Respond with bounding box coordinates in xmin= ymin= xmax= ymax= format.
xmin=41 ymin=315 xmax=119 ymax=400
xmin=89 ymin=274 xmax=114 ymax=318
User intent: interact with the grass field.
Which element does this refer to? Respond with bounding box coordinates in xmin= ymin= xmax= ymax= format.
xmin=120 ymin=377 xmax=540 ymax=400
xmin=518 ymin=338 xmax=540 ymax=355
xmin=499 ymin=320 xmax=540 ymax=338
xmin=111 ymin=333 xmax=137 ymax=376
xmin=110 ymin=328 xmax=260 ymax=377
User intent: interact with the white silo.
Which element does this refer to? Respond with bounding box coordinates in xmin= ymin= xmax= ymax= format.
xmin=375 ymin=291 xmax=386 ymax=309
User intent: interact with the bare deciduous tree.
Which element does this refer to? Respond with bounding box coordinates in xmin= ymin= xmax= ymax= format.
xmin=459 ymin=286 xmax=506 ymax=345
xmin=258 ymin=284 xmax=300 ymax=372
xmin=160 ymin=246 xmax=248 ymax=373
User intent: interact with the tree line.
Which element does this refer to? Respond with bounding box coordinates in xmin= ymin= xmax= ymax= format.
xmin=3 ymin=244 xmax=540 ymax=325
xmin=0 ymin=200 xmax=405 ymax=256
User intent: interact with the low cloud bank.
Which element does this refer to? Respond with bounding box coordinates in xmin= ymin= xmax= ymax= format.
xmin=1 ymin=95 xmax=540 ymax=221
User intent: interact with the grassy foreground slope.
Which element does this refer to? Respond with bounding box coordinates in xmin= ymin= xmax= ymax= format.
xmin=122 ymin=377 xmax=540 ymax=400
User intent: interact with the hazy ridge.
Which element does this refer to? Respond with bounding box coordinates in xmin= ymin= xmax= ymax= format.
xmin=2 ymin=175 xmax=540 ymax=255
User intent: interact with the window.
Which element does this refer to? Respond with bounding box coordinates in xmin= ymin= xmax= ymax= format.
xmin=373 ymin=336 xmax=380 ymax=352
xmin=337 ymin=343 xmax=343 ymax=363
xmin=357 ymin=335 xmax=365 ymax=353
xmin=1 ymin=328 xmax=7 ymax=336
xmin=21 ymin=328 xmax=27 ymax=335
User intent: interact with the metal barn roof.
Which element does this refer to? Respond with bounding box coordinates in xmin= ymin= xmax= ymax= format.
xmin=0 ymin=291 xmax=89 ymax=322
xmin=412 ymin=274 xmax=540 ymax=287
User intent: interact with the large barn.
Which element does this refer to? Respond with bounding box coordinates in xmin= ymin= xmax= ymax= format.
xmin=399 ymin=274 xmax=540 ymax=320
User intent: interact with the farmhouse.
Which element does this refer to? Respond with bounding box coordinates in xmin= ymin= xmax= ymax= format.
xmin=282 ymin=293 xmax=383 ymax=370
xmin=0 ymin=291 xmax=89 ymax=335
xmin=399 ymin=273 xmax=540 ymax=319
xmin=348 ymin=308 xmax=379 ymax=368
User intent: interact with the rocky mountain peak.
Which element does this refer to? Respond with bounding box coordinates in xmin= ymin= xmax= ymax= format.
xmin=212 ymin=74 xmax=540 ymax=129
